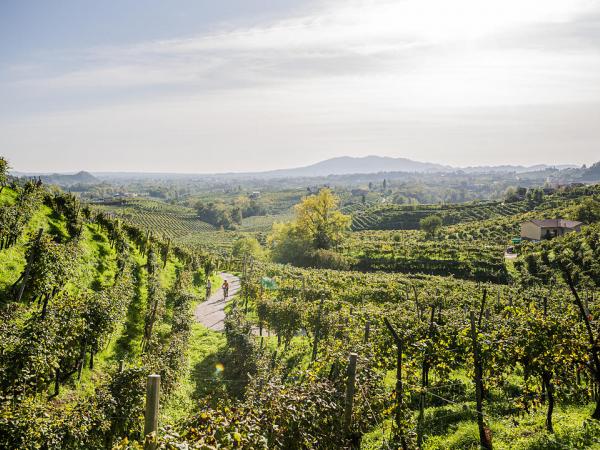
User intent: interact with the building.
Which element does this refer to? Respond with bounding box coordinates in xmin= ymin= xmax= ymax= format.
xmin=520 ymin=219 xmax=583 ymax=241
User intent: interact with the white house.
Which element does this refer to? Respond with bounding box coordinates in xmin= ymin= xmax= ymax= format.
xmin=520 ymin=219 xmax=582 ymax=241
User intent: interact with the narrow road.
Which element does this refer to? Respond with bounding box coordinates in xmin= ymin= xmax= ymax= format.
xmin=194 ymin=272 xmax=241 ymax=331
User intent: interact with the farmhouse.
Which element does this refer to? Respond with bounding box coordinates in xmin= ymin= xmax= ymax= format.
xmin=520 ymin=219 xmax=582 ymax=241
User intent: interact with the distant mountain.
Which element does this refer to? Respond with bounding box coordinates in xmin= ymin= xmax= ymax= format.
xmin=256 ymin=156 xmax=452 ymax=178
xmin=42 ymin=171 xmax=99 ymax=186
xmin=12 ymin=170 xmax=100 ymax=186
xmin=250 ymin=156 xmax=578 ymax=178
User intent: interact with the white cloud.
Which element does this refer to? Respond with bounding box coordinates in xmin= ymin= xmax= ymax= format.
xmin=2 ymin=0 xmax=600 ymax=171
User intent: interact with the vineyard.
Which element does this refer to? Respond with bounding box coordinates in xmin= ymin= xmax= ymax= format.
xmin=342 ymin=231 xmax=507 ymax=282
xmin=2 ymin=160 xmax=600 ymax=449
xmin=347 ymin=189 xmax=597 ymax=231
xmin=349 ymin=201 xmax=529 ymax=231
xmin=94 ymin=199 xmax=215 ymax=239
xmin=0 ymin=179 xmax=219 ymax=449
xmin=238 ymin=212 xmax=293 ymax=232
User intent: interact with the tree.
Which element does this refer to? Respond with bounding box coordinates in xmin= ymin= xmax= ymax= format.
xmin=504 ymin=186 xmax=519 ymax=202
xmin=526 ymin=187 xmax=544 ymax=206
xmin=0 ymin=156 xmax=9 ymax=194
xmin=574 ymin=197 xmax=600 ymax=224
xmin=420 ymin=215 xmax=442 ymax=238
xmin=194 ymin=201 xmax=241 ymax=230
xmin=268 ymin=222 xmax=312 ymax=265
xmin=232 ymin=236 xmax=263 ymax=260
xmin=268 ymin=189 xmax=351 ymax=265
xmin=294 ymin=188 xmax=351 ymax=250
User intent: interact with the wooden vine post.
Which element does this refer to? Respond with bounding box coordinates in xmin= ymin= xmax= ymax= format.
xmin=469 ymin=311 xmax=492 ymax=450
xmin=344 ymin=352 xmax=358 ymax=432
xmin=311 ymin=297 xmax=325 ymax=362
xmin=364 ymin=318 xmax=370 ymax=344
xmin=244 ymin=257 xmax=253 ymax=315
xmin=384 ymin=318 xmax=408 ymax=450
xmin=144 ymin=374 xmax=161 ymax=450
xmin=417 ymin=305 xmax=436 ymax=448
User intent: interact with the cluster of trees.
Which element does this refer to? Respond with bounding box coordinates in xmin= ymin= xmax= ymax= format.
xmin=236 ymin=196 xmax=266 ymax=217
xmin=194 ymin=196 xmax=267 ymax=230
xmin=268 ymin=188 xmax=352 ymax=269
xmin=195 ymin=200 xmax=243 ymax=229
xmin=574 ymin=197 xmax=600 ymax=223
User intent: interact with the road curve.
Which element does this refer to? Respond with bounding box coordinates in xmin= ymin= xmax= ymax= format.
xmin=194 ymin=272 xmax=241 ymax=331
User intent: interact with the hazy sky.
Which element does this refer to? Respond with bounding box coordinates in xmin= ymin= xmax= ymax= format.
xmin=1 ymin=0 xmax=599 ymax=173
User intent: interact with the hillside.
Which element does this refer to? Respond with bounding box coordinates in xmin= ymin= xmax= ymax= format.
xmin=0 ymin=181 xmax=218 ymax=449
xmin=12 ymin=170 xmax=101 ymax=186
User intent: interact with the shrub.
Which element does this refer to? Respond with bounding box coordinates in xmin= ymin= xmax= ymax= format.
xmin=420 ymin=215 xmax=443 ymax=238
xmin=306 ymin=249 xmax=352 ymax=270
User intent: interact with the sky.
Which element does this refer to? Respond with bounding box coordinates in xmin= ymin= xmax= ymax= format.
xmin=1 ymin=0 xmax=599 ymax=173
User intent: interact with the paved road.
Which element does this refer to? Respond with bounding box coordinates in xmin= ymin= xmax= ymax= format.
xmin=194 ymin=272 xmax=241 ymax=331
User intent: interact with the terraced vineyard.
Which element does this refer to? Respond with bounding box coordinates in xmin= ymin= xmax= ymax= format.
xmin=93 ymin=198 xmax=215 ymax=238
xmin=175 ymin=230 xmax=242 ymax=253
xmin=239 ymin=212 xmax=293 ymax=232
xmin=351 ymin=200 xmax=534 ymax=230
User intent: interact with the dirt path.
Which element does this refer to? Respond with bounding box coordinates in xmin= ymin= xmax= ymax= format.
xmin=194 ymin=272 xmax=241 ymax=332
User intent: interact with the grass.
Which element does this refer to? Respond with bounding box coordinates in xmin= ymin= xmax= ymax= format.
xmin=77 ymin=224 xmax=118 ymax=291
xmin=114 ymin=260 xmax=148 ymax=361
xmin=360 ymin=391 xmax=600 ymax=450
xmin=161 ymin=323 xmax=227 ymax=424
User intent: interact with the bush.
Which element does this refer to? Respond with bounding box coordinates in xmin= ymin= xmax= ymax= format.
xmin=306 ymin=249 xmax=352 ymax=270
xmin=573 ymin=197 xmax=600 ymax=224
xmin=420 ymin=215 xmax=443 ymax=238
